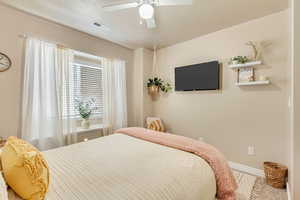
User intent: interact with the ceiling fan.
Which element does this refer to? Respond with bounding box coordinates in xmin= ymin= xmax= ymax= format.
xmin=102 ymin=0 xmax=193 ymax=29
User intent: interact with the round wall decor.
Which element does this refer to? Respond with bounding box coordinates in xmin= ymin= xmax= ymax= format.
xmin=0 ymin=52 xmax=12 ymax=72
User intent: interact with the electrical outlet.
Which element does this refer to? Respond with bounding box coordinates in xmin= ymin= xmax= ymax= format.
xmin=248 ymin=146 xmax=255 ymax=155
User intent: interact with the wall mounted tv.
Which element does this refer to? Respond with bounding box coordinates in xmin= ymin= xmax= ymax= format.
xmin=175 ymin=61 xmax=220 ymax=91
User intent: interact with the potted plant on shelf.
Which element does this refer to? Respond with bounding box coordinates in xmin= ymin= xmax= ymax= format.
xmin=147 ymin=77 xmax=172 ymax=96
xmin=229 ymin=56 xmax=249 ymax=65
xmin=75 ymin=98 xmax=96 ymax=129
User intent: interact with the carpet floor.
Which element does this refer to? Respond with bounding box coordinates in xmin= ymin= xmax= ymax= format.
xmin=233 ymin=170 xmax=287 ymax=200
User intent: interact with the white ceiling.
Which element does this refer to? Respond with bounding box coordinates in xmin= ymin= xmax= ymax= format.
xmin=0 ymin=0 xmax=288 ymax=49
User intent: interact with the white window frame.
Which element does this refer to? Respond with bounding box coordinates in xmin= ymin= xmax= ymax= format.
xmin=62 ymin=52 xmax=104 ymax=120
xmin=71 ymin=62 xmax=104 ymax=119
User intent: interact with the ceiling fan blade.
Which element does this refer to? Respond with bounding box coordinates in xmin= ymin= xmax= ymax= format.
xmin=156 ymin=0 xmax=193 ymax=6
xmin=146 ymin=18 xmax=157 ymax=29
xmin=102 ymin=0 xmax=139 ymax=12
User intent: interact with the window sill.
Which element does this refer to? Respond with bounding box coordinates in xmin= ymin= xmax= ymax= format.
xmin=76 ymin=124 xmax=109 ymax=134
xmin=62 ymin=115 xmax=103 ymax=120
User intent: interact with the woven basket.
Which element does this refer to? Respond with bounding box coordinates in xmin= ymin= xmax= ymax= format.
xmin=263 ymin=162 xmax=288 ymax=189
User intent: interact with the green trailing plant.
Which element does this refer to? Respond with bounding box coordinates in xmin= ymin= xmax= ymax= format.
xmin=74 ymin=98 xmax=96 ymax=119
xmin=160 ymin=82 xmax=172 ymax=93
xmin=147 ymin=77 xmax=172 ymax=93
xmin=230 ymin=56 xmax=249 ymax=64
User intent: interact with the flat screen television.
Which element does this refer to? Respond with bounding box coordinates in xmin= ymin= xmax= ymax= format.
xmin=175 ymin=61 xmax=220 ymax=91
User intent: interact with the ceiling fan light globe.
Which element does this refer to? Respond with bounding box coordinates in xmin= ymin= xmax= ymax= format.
xmin=139 ymin=4 xmax=154 ymax=19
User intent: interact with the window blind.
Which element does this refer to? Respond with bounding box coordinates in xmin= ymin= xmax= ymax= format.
xmin=62 ymin=62 xmax=104 ymax=118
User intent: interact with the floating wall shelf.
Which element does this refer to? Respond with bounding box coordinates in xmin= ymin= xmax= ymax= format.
xmin=229 ymin=60 xmax=270 ymax=86
xmin=236 ymin=80 xmax=270 ymax=86
xmin=229 ymin=61 xmax=262 ymax=69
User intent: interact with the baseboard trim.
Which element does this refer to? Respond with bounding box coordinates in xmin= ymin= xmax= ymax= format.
xmin=228 ymin=161 xmax=264 ymax=177
xmin=287 ymin=182 xmax=292 ymax=200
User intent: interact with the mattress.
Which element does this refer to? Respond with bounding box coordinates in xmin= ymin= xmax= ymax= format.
xmin=8 ymin=134 xmax=216 ymax=200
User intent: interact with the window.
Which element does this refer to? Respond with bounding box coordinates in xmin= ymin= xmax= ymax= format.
xmin=62 ymin=57 xmax=104 ymax=118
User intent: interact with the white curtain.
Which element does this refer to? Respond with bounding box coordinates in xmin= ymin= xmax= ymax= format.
xmin=102 ymin=58 xmax=127 ymax=136
xmin=56 ymin=47 xmax=78 ymax=145
xmin=21 ymin=38 xmax=77 ymax=150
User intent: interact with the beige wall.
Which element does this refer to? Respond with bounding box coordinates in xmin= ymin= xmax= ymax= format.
xmin=0 ymin=4 xmax=135 ymax=138
xmin=142 ymin=49 xmax=154 ymax=125
xmin=287 ymin=1 xmax=294 ymax=198
xmin=292 ymin=0 xmax=300 ymax=198
xmin=153 ymin=10 xmax=290 ymax=169
xmin=287 ymin=0 xmax=294 ymax=198
xmin=132 ymin=49 xmax=144 ymax=126
xmin=132 ymin=48 xmax=154 ymax=127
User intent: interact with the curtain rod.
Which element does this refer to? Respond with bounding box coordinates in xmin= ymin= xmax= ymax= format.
xmin=18 ymin=34 xmax=128 ymax=63
xmin=18 ymin=34 xmax=68 ymax=48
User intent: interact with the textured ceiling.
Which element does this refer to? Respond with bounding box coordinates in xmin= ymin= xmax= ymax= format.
xmin=0 ymin=0 xmax=288 ymax=49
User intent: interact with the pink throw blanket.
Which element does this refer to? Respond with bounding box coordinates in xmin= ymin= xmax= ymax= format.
xmin=115 ymin=127 xmax=237 ymax=200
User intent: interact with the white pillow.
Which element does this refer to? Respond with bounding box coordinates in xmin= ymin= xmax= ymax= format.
xmin=0 ymin=172 xmax=8 ymax=200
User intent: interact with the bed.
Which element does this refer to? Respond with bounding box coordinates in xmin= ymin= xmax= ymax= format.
xmin=7 ymin=128 xmax=236 ymax=200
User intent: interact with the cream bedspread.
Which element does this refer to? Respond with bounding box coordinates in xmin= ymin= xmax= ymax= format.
xmin=9 ymin=134 xmax=216 ymax=200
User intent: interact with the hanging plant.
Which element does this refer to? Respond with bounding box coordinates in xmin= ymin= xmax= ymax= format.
xmin=147 ymin=77 xmax=172 ymax=95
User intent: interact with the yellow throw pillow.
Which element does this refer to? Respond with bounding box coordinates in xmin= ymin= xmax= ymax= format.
xmin=147 ymin=120 xmax=165 ymax=132
xmin=1 ymin=137 xmax=49 ymax=200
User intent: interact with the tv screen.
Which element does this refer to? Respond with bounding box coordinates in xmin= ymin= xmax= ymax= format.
xmin=175 ymin=61 xmax=220 ymax=91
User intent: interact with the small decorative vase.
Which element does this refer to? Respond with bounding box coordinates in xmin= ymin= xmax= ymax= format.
xmin=148 ymin=85 xmax=160 ymax=95
xmin=81 ymin=118 xmax=90 ymax=129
